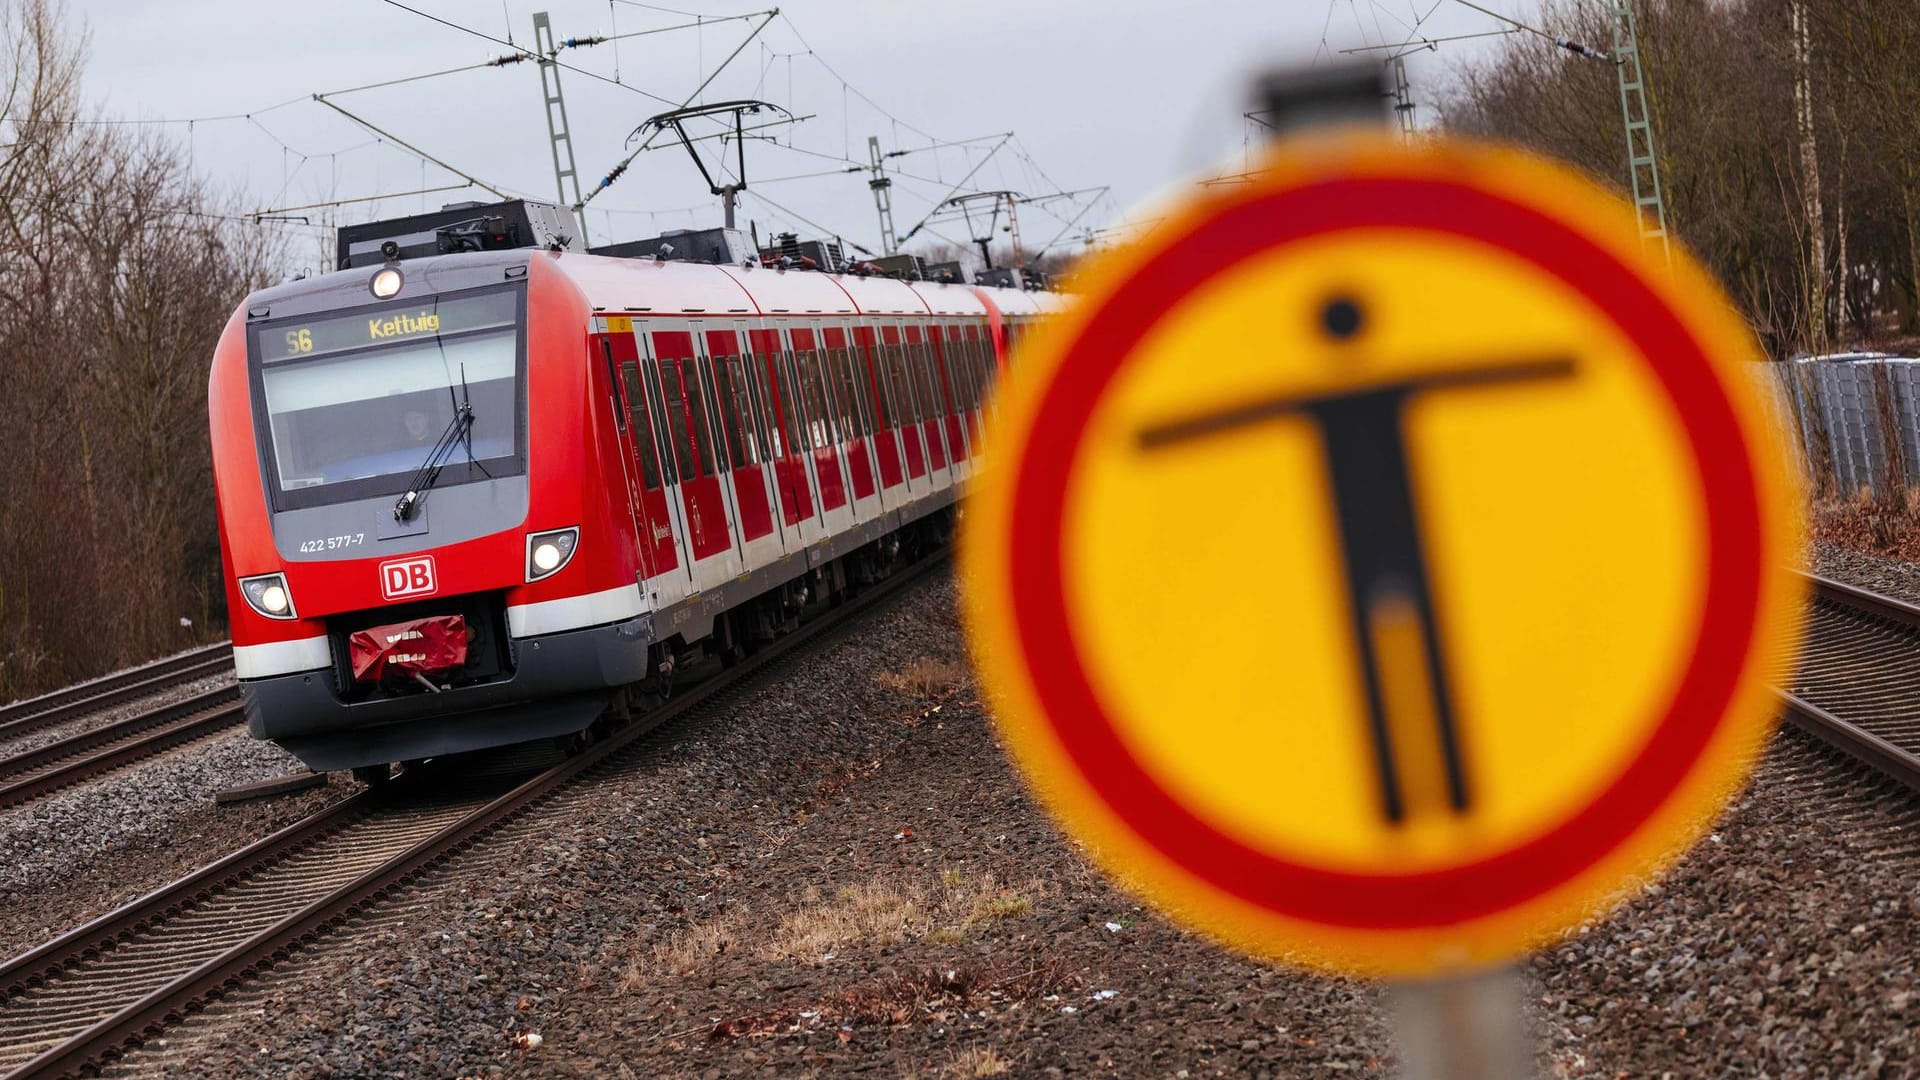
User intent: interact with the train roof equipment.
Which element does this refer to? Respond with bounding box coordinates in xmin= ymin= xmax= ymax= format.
xmin=335 ymin=199 xmax=577 ymax=270
xmin=590 ymin=226 xmax=755 ymax=266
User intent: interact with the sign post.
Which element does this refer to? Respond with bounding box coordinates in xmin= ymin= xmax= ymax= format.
xmin=962 ymin=69 xmax=1801 ymax=1077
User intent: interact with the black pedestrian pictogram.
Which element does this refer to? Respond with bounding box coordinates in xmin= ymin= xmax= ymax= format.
xmin=1136 ymin=295 xmax=1574 ymax=824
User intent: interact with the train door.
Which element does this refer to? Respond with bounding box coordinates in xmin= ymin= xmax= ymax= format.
xmin=915 ymin=322 xmax=956 ymax=490
xmin=879 ymin=322 xmax=928 ymax=481
xmin=615 ymin=331 xmax=694 ymax=599
xmin=904 ymin=323 xmax=950 ymax=480
xmin=787 ymin=326 xmax=854 ymax=536
xmin=965 ymin=321 xmax=996 ymax=432
xmin=850 ymin=323 xmax=904 ymax=494
xmin=700 ymin=324 xmax=781 ymax=571
xmin=935 ymin=322 xmax=973 ymax=473
xmin=645 ymin=328 xmax=742 ymax=590
xmin=822 ymin=323 xmax=881 ymax=524
xmin=749 ymin=326 xmax=822 ymax=547
xmin=600 ymin=327 xmax=682 ymax=603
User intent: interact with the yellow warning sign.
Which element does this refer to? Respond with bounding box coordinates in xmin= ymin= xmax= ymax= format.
xmin=963 ymin=134 xmax=1802 ymax=975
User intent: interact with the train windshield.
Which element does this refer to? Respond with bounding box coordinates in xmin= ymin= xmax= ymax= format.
xmin=252 ymin=287 xmax=525 ymax=510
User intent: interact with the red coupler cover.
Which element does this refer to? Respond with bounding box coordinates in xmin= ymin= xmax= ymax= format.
xmin=349 ymin=615 xmax=468 ymax=683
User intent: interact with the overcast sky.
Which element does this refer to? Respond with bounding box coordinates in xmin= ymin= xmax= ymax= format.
xmin=63 ymin=0 xmax=1532 ymax=270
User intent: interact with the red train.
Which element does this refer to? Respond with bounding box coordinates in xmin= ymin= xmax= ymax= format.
xmin=209 ymin=203 xmax=1058 ymax=776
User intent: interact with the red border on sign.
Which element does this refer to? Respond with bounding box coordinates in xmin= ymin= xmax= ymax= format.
xmin=1007 ymin=176 xmax=1762 ymax=930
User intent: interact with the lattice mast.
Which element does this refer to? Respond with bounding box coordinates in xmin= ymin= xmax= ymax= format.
xmin=533 ymin=12 xmax=589 ymax=246
xmin=1610 ymin=1 xmax=1670 ymax=265
xmin=868 ymin=136 xmax=898 ymax=256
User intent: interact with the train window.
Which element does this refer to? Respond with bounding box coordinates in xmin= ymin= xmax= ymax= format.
xmin=973 ymin=334 xmax=997 ymax=395
xmin=964 ymin=333 xmax=985 ymax=408
xmin=601 ymin=341 xmax=625 ymax=433
xmin=739 ymin=355 xmax=774 ymax=463
xmin=656 ymin=357 xmax=698 ymax=484
xmin=932 ymin=336 xmax=961 ymax=416
xmin=833 ymin=347 xmax=867 ymax=437
xmin=908 ymin=339 xmax=938 ymax=422
xmin=761 ymin=349 xmax=801 ymax=459
xmin=944 ymin=332 xmax=973 ymax=412
xmin=618 ymin=362 xmax=662 ymax=490
xmin=690 ymin=359 xmax=727 ymax=474
xmin=919 ymin=337 xmax=950 ymax=418
xmin=860 ymin=339 xmax=891 ymax=431
xmin=794 ymin=349 xmax=835 ymax=449
xmin=711 ymin=356 xmax=755 ymax=467
xmin=884 ymin=339 xmax=916 ymax=424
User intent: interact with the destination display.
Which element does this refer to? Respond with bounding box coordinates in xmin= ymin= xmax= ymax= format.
xmin=257 ymin=289 xmax=517 ymax=364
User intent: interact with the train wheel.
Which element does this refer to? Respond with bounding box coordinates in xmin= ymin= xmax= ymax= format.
xmin=351 ymin=764 xmax=393 ymax=791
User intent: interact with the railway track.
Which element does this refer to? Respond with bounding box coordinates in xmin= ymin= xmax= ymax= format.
xmin=1777 ymin=572 xmax=1920 ymax=794
xmin=0 ymin=646 xmax=232 ymax=747
xmin=0 ymin=687 xmax=244 ymax=811
xmin=0 ymin=555 xmax=943 ymax=1079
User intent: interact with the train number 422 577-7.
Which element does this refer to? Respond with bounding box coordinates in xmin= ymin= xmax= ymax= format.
xmin=299 ymin=533 xmax=365 ymax=553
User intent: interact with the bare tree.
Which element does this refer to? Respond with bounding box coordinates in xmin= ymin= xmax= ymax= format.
xmin=0 ymin=0 xmax=278 ymax=699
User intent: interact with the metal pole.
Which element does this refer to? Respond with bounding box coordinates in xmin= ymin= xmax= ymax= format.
xmin=869 ymin=135 xmax=898 ymax=256
xmin=1391 ymin=56 xmax=1417 ymax=140
xmin=1255 ymin=62 xmax=1533 ymax=1080
xmin=533 ymin=12 xmax=589 ymax=246
xmin=1611 ymin=0 xmax=1671 ymax=266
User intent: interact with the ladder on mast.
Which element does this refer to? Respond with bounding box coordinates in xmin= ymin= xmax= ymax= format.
xmin=533 ymin=12 xmax=588 ymax=246
xmin=1611 ymin=1 xmax=1670 ymax=265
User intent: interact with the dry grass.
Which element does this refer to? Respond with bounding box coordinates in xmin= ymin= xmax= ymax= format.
xmin=763 ymin=880 xmax=924 ymax=962
xmin=630 ymin=871 xmax=1051 ymax=988
xmin=947 ymin=1046 xmax=1012 ymax=1077
xmin=703 ymin=956 xmax=1081 ymax=1040
xmin=874 ymin=657 xmax=969 ymax=697
xmin=1813 ymin=489 xmax=1920 ymax=558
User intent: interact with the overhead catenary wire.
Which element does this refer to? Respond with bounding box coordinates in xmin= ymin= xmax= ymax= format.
xmin=378 ymin=0 xmax=689 ymax=110
xmin=248 ymin=182 xmax=480 ymax=220
xmin=1444 ymin=0 xmax=1612 ymax=60
xmin=556 ymin=10 xmax=764 ymax=51
xmin=44 ymin=2 xmax=1105 ymax=266
xmin=575 ymin=8 xmax=780 ymax=212
xmin=311 ymin=96 xmax=509 ymax=200
xmin=897 ymin=133 xmax=1013 ymax=245
xmin=1338 ymin=27 xmax=1517 ymax=55
xmin=773 ymin=12 xmax=939 ymax=146
xmin=0 ymin=95 xmax=306 ymax=127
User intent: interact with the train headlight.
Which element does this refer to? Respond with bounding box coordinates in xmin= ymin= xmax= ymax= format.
xmin=239 ymin=573 xmax=297 ymax=620
xmin=526 ymin=527 xmax=579 ymax=582
xmin=370 ymin=267 xmax=403 ymax=299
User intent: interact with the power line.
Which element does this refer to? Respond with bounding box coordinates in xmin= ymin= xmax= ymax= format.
xmin=247 ymin=182 xmax=480 ymax=220
xmin=774 ymin=12 xmax=939 ymax=146
xmin=311 ymin=96 xmax=510 ymax=199
xmin=0 ymin=95 xmax=305 ymax=127
xmin=378 ymin=0 xmax=686 ymax=109
xmin=576 ymin=9 xmax=779 ymax=211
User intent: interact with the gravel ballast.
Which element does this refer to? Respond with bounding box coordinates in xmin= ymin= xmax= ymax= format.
xmin=0 ymin=725 xmax=344 ymax=961
xmin=70 ymin=570 xmax=1918 ymax=1078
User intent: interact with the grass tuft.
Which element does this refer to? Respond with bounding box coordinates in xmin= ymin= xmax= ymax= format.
xmin=874 ymin=657 xmax=969 ymax=697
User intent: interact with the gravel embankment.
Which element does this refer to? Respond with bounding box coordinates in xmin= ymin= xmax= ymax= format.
xmin=0 ymin=725 xmax=344 ymax=961
xmin=1810 ymin=537 xmax=1920 ymax=605
xmin=91 ymin=571 xmax=1920 ymax=1079
xmin=0 ymin=672 xmax=235 ymax=759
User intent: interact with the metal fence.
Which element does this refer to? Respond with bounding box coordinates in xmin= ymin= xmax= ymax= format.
xmin=1753 ymin=358 xmax=1920 ymax=499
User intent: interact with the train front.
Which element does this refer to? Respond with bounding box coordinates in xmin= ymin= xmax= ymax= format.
xmin=209 ymin=249 xmax=648 ymax=773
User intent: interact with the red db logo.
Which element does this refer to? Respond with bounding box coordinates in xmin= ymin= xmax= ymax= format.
xmin=379 ymin=556 xmax=437 ymax=600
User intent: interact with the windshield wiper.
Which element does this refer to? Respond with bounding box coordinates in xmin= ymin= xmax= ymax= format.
xmin=393 ymin=377 xmax=478 ymax=523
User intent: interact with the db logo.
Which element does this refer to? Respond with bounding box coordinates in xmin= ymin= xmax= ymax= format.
xmin=379 ymin=556 xmax=437 ymax=600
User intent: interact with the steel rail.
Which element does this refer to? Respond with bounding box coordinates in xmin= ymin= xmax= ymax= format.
xmin=0 ymin=688 xmax=244 ymax=811
xmin=0 ymin=652 xmax=232 ymax=744
xmin=0 ymin=551 xmax=947 ymax=1078
xmin=1776 ymin=571 xmax=1920 ymax=795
